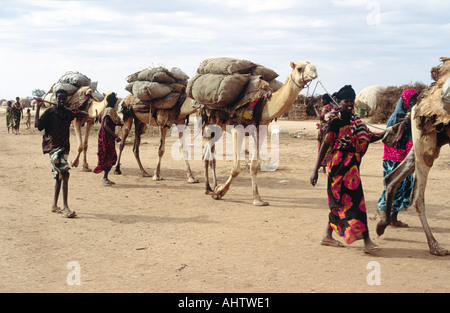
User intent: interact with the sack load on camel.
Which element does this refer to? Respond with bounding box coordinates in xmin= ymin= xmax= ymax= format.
xmin=122 ymin=66 xmax=190 ymax=114
xmin=41 ymin=71 xmax=104 ymax=110
xmin=186 ymin=57 xmax=283 ymax=121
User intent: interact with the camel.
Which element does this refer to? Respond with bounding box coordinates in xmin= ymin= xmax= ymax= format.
xmin=114 ymin=96 xmax=199 ymax=183
xmin=71 ymin=91 xmax=119 ymax=171
xmin=377 ymin=57 xmax=450 ymax=256
xmin=201 ymin=60 xmax=318 ymax=206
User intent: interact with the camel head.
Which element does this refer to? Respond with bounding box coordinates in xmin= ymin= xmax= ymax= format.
xmin=289 ymin=61 xmax=318 ymax=87
xmin=260 ymin=61 xmax=317 ymax=122
xmin=430 ymin=57 xmax=450 ymax=82
xmin=179 ymin=97 xmax=199 ymax=118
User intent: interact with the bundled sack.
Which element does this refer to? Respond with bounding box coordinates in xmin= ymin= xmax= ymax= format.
xmin=130 ymin=81 xmax=173 ymax=101
xmin=441 ymin=77 xmax=450 ymax=114
xmin=125 ymin=66 xmax=189 ymax=109
xmin=49 ymin=71 xmax=92 ymax=96
xmin=52 ymin=82 xmax=79 ymax=96
xmin=58 ymin=71 xmax=92 ymax=87
xmin=187 ymin=57 xmax=279 ymax=109
xmin=197 ymin=57 xmax=278 ymax=81
xmin=121 ymin=94 xmax=150 ymax=114
xmin=233 ymin=75 xmax=272 ymax=110
xmin=43 ymin=71 xmax=98 ymax=109
xmin=197 ymin=57 xmax=256 ymax=75
xmin=126 ymin=66 xmax=189 ymax=84
xmin=187 ymin=73 xmax=250 ymax=109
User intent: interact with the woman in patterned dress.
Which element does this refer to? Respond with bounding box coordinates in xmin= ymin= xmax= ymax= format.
xmin=93 ymin=93 xmax=123 ymax=185
xmin=11 ymin=97 xmax=23 ymax=135
xmin=377 ymin=89 xmax=418 ymax=227
xmin=6 ymin=101 xmax=13 ymax=133
xmin=310 ymin=85 xmax=390 ymax=253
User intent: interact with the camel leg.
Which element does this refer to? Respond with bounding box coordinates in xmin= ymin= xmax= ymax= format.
xmin=178 ymin=127 xmax=198 ymax=183
xmin=213 ymin=128 xmax=242 ymax=200
xmin=211 ymin=153 xmax=217 ymax=189
xmin=114 ymin=117 xmax=133 ymax=175
xmin=413 ymin=131 xmax=448 ymax=256
xmin=80 ymin=121 xmax=93 ymax=172
xmin=203 ymin=136 xmax=214 ymax=194
xmin=376 ymin=150 xmax=415 ymax=236
xmin=153 ymin=126 xmax=168 ymax=181
xmin=133 ymin=118 xmax=151 ymax=177
xmin=250 ymin=129 xmax=269 ymax=206
xmin=71 ymin=119 xmax=83 ymax=168
xmin=203 ymin=159 xmax=212 ymax=194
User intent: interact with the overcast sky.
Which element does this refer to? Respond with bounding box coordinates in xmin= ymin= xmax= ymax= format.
xmin=1 ymin=0 xmax=449 ymax=100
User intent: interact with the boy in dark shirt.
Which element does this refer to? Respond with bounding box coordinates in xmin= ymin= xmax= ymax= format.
xmin=35 ymin=89 xmax=88 ymax=218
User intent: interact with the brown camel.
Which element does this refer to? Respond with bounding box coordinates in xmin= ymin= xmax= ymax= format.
xmin=114 ymin=95 xmax=199 ymax=183
xmin=377 ymin=57 xmax=450 ymax=256
xmin=71 ymin=91 xmax=119 ymax=171
xmin=201 ymin=60 xmax=318 ymax=206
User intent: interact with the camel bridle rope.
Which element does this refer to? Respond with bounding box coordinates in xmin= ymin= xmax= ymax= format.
xmin=306 ymin=80 xmax=387 ymax=131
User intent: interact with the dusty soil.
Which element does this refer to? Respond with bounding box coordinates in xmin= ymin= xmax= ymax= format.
xmin=0 ymin=108 xmax=449 ymax=293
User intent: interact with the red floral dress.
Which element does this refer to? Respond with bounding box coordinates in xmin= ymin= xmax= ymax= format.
xmin=323 ymin=112 xmax=373 ymax=244
xmin=94 ymin=108 xmax=121 ymax=174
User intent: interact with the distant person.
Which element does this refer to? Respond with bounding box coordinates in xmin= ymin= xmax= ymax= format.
xmin=93 ymin=93 xmax=123 ymax=185
xmin=26 ymin=108 xmax=31 ymax=129
xmin=6 ymin=101 xmax=13 ymax=134
xmin=11 ymin=97 xmax=23 ymax=135
xmin=34 ymin=89 xmax=88 ymax=218
xmin=378 ymin=88 xmax=418 ymax=227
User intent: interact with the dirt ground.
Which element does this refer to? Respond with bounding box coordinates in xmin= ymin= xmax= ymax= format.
xmin=0 ymin=107 xmax=449 ymax=294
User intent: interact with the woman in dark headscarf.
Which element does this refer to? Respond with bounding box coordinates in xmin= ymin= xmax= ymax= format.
xmin=310 ymin=85 xmax=389 ymax=253
xmin=93 ymin=93 xmax=123 ymax=185
xmin=378 ymin=89 xmax=418 ymax=227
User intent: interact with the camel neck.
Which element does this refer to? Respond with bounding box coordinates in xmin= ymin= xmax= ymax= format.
xmin=260 ymin=76 xmax=303 ymax=123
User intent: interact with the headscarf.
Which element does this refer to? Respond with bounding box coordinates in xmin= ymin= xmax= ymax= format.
xmin=401 ymin=88 xmax=418 ymax=110
xmin=336 ymin=85 xmax=356 ymax=101
xmin=101 ymin=107 xmax=122 ymax=125
xmin=321 ymin=93 xmax=332 ymax=104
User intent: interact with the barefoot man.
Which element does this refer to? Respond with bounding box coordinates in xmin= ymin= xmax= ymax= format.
xmin=34 ymin=89 xmax=88 ymax=218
